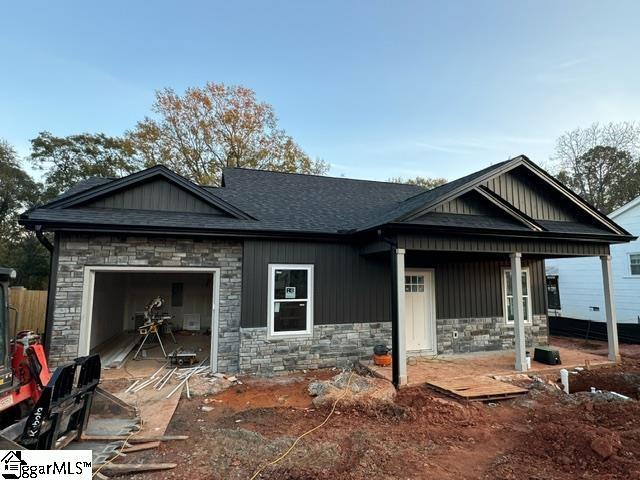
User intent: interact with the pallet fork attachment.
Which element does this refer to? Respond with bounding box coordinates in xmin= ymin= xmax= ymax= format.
xmin=20 ymin=354 xmax=101 ymax=449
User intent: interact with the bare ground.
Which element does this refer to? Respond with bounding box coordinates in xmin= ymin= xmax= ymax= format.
xmin=121 ymin=348 xmax=640 ymax=479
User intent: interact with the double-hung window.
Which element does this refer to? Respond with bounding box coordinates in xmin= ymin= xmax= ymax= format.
xmin=629 ymin=254 xmax=640 ymax=276
xmin=503 ymin=268 xmax=532 ymax=324
xmin=268 ymin=264 xmax=313 ymax=337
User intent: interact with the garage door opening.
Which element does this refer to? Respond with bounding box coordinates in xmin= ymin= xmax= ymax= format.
xmin=79 ymin=267 xmax=220 ymax=373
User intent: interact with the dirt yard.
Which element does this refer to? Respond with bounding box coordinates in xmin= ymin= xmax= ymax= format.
xmin=123 ymin=343 xmax=640 ymax=480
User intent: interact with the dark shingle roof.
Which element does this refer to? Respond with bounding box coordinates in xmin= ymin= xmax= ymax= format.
xmin=21 ymin=157 xmax=627 ymax=239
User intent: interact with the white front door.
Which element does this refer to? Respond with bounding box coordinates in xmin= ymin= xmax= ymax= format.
xmin=404 ymin=269 xmax=436 ymax=353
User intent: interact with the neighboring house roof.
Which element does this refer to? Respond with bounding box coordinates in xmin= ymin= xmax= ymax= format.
xmin=609 ymin=195 xmax=640 ymax=220
xmin=20 ymin=156 xmax=634 ymax=242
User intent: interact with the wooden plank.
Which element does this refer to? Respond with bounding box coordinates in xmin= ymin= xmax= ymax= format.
xmin=81 ymin=434 xmax=188 ymax=443
xmin=426 ymin=375 xmax=527 ymax=401
xmin=98 ymin=463 xmax=176 ymax=475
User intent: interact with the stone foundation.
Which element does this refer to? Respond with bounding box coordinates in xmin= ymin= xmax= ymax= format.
xmin=52 ymin=234 xmax=242 ymax=370
xmin=238 ymin=322 xmax=392 ymax=375
xmin=436 ymin=314 xmax=549 ymax=354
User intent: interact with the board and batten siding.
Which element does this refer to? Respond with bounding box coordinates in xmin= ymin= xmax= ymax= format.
xmin=482 ymin=166 xmax=580 ymax=222
xmin=241 ymin=240 xmax=392 ymax=328
xmin=431 ymin=259 xmax=546 ymax=319
xmin=243 ymin=239 xmax=548 ymax=328
xmin=83 ymin=178 xmax=226 ymax=215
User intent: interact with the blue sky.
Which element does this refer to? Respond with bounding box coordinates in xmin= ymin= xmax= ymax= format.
xmin=1 ymin=1 xmax=639 ymax=182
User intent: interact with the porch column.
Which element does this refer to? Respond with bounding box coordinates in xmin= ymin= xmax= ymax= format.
xmin=510 ymin=252 xmax=527 ymax=372
xmin=391 ymin=247 xmax=407 ymax=387
xmin=600 ymin=255 xmax=621 ymax=362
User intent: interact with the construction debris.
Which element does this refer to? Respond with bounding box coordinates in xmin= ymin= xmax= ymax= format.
xmin=98 ymin=462 xmax=177 ymax=475
xmin=308 ymin=372 xmax=396 ymax=407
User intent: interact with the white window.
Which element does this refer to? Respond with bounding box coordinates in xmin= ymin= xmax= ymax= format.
xmin=629 ymin=253 xmax=640 ymax=276
xmin=503 ymin=268 xmax=532 ymax=324
xmin=268 ymin=264 xmax=313 ymax=337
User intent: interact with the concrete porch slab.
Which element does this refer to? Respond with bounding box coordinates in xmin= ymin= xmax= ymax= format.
xmin=362 ymin=343 xmax=613 ymax=387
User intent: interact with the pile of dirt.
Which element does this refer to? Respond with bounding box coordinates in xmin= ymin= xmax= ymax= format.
xmin=395 ymin=385 xmax=484 ymax=424
xmin=491 ymin=391 xmax=640 ymax=479
xmin=569 ymin=369 xmax=640 ymax=398
xmin=307 ymin=371 xmax=396 ymax=408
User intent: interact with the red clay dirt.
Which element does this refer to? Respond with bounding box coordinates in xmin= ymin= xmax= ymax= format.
xmin=124 ymin=359 xmax=640 ymax=480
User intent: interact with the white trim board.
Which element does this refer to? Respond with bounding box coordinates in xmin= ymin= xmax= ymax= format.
xmin=79 ymin=265 xmax=221 ymax=373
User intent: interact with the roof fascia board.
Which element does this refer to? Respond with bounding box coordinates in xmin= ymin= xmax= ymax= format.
xmin=44 ymin=166 xmax=254 ymax=220
xmin=384 ymin=222 xmax=636 ymax=243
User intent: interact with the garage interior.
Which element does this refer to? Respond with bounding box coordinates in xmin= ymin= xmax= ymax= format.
xmin=89 ymin=271 xmax=214 ymax=369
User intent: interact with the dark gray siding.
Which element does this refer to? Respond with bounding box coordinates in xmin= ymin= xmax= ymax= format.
xmin=432 ymin=190 xmax=500 ymax=216
xmin=483 ymin=166 xmax=580 ymax=222
xmin=83 ymin=178 xmax=226 ymax=214
xmin=242 ymin=240 xmax=392 ymax=328
xmin=397 ymin=233 xmax=610 ymax=257
xmin=429 ymin=259 xmax=546 ymax=319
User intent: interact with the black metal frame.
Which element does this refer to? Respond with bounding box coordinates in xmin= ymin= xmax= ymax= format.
xmin=20 ymin=354 xmax=101 ymax=449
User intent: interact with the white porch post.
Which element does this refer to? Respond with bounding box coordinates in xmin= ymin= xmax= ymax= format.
xmin=510 ymin=252 xmax=527 ymax=372
xmin=396 ymin=248 xmax=408 ymax=386
xmin=600 ymin=255 xmax=621 ymax=362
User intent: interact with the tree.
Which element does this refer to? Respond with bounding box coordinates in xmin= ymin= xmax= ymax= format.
xmin=388 ymin=175 xmax=447 ymax=189
xmin=29 ymin=132 xmax=142 ymax=200
xmin=556 ymin=146 xmax=640 ymax=213
xmin=127 ymin=82 xmax=328 ymax=185
xmin=0 ymin=140 xmax=40 ymax=239
xmin=551 ymin=122 xmax=640 ymax=213
xmin=0 ymin=139 xmax=49 ymax=289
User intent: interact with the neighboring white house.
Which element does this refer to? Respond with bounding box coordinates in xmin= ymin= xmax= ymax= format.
xmin=546 ymin=196 xmax=640 ymax=324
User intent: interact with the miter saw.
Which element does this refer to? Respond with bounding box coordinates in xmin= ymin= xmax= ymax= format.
xmin=133 ymin=296 xmax=177 ymax=360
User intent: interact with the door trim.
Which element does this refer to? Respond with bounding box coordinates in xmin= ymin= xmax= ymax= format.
xmin=405 ymin=268 xmax=437 ymax=354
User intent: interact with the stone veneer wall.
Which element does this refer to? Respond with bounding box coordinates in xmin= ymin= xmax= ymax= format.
xmin=436 ymin=314 xmax=549 ymax=354
xmin=238 ymin=322 xmax=392 ymax=375
xmin=52 ymin=234 xmax=242 ymax=371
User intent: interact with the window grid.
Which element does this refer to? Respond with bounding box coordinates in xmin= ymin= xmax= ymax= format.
xmin=405 ymin=275 xmax=425 ymax=293
xmin=630 ymin=254 xmax=640 ymax=276
xmin=504 ymin=268 xmax=532 ymax=324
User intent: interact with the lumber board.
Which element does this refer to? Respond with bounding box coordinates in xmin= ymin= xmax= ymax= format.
xmin=98 ymin=463 xmax=177 ymax=474
xmin=426 ymin=375 xmax=527 ymax=401
xmin=81 ymin=434 xmax=188 ymax=443
xmin=122 ymin=442 xmax=160 ymax=453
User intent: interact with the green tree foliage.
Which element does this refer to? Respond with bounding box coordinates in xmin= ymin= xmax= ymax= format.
xmin=388 ymin=175 xmax=448 ymax=189
xmin=0 ymin=139 xmax=49 ymax=289
xmin=556 ymin=146 xmax=640 ymax=214
xmin=0 ymin=140 xmax=40 ymax=238
xmin=552 ymin=122 xmax=640 ymax=213
xmin=29 ymin=132 xmax=142 ymax=200
xmin=127 ymin=82 xmax=328 ymax=185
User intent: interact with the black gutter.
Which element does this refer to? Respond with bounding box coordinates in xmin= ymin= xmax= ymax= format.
xmin=20 ymin=221 xmax=352 ymax=243
xmin=20 ymin=217 xmax=636 ymax=245
xmin=366 ymin=222 xmax=637 ymax=244
xmin=34 ymin=226 xmax=57 ymax=357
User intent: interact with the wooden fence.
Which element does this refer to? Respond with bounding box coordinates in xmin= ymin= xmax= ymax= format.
xmin=8 ymin=287 xmax=47 ymax=335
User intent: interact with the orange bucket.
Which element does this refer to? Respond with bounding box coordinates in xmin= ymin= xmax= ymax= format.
xmin=373 ymin=353 xmax=392 ymax=367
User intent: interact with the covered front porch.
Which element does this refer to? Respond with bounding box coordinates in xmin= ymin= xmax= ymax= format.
xmin=363 ymin=232 xmax=623 ymax=387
